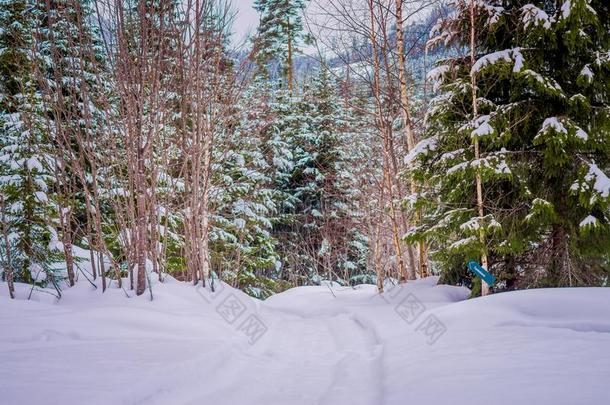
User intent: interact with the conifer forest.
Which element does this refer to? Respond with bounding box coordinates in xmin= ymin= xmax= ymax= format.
xmin=1 ymin=1 xmax=609 ymax=404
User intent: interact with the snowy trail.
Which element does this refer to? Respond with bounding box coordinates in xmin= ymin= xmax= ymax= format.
xmin=2 ymin=279 xmax=610 ymax=405
xmin=165 ymin=304 xmax=386 ymax=405
xmin=318 ymin=313 xmax=384 ymax=405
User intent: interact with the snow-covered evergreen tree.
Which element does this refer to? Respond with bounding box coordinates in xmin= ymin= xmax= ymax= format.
xmin=269 ymin=70 xmax=370 ymax=285
xmin=0 ymin=0 xmax=60 ymax=285
xmin=33 ymin=0 xmax=115 ymax=286
xmin=252 ymin=0 xmax=309 ymax=88
xmin=411 ymin=0 xmax=610 ymax=291
xmin=209 ymin=79 xmax=281 ymax=298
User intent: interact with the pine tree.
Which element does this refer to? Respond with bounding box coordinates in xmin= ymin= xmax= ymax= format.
xmin=0 ymin=0 xmax=60 ymax=286
xmin=305 ymin=70 xmax=370 ymax=284
xmin=252 ymin=0 xmax=309 ymax=90
xmin=209 ymin=79 xmax=281 ymax=298
xmin=269 ymin=70 xmax=370 ymax=285
xmin=411 ymin=0 xmax=610 ymax=291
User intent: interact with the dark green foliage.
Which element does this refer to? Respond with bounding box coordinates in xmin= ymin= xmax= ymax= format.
xmin=252 ymin=0 xmax=310 ymax=81
xmin=410 ymin=0 xmax=610 ymax=290
xmin=271 ymin=70 xmax=371 ymax=286
xmin=0 ymin=0 xmax=59 ymax=284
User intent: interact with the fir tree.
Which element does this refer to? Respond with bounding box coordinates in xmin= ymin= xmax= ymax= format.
xmin=252 ymin=0 xmax=309 ymax=89
xmin=270 ymin=70 xmax=370 ymax=285
xmin=209 ymin=79 xmax=281 ymax=298
xmin=411 ymin=0 xmax=610 ymax=291
xmin=0 ymin=0 xmax=60 ymax=286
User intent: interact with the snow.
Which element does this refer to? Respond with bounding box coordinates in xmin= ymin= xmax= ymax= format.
xmin=439 ymin=148 xmax=464 ymax=162
xmin=580 ymin=65 xmax=594 ymax=82
xmin=459 ymin=217 xmax=480 ymax=231
xmin=426 ymin=64 xmax=450 ymax=82
xmin=522 ymin=69 xmax=563 ymax=93
xmin=561 ymin=1 xmax=572 ymax=19
xmin=1 ymin=277 xmax=610 ymax=405
xmin=584 ymin=163 xmax=610 ymax=198
xmin=579 ymin=215 xmax=598 ymax=227
xmin=447 ymin=156 xmax=511 ymax=176
xmin=575 ymin=126 xmax=589 ymax=141
xmin=427 ymin=65 xmax=450 ymax=91
xmin=26 ymin=156 xmax=44 ymax=172
xmin=34 ymin=191 xmax=48 ymax=202
xmin=521 ymin=4 xmax=552 ymax=29
xmin=447 ymin=161 xmax=468 ymax=174
xmin=234 ymin=218 xmax=246 ymax=229
xmin=594 ymin=51 xmax=610 ymax=67
xmin=471 ymin=48 xmax=524 ymax=75
xmin=572 ymin=163 xmax=610 ymax=200
xmin=474 ymin=1 xmax=504 ymax=26
xmin=471 ymin=115 xmax=494 ymax=139
xmin=540 ymin=117 xmax=567 ymax=135
xmin=493 ymin=159 xmax=512 ymax=174
xmin=404 ymin=136 xmax=438 ymax=165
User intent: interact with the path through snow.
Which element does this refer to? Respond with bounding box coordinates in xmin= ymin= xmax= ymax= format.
xmin=1 ymin=277 xmax=609 ymax=405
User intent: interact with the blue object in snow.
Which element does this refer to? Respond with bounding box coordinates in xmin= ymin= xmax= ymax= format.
xmin=467 ymin=260 xmax=496 ymax=286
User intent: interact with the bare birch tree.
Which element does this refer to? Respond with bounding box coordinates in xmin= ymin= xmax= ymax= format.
xmin=468 ymin=0 xmax=490 ymax=295
xmin=307 ymin=0 xmax=439 ymax=285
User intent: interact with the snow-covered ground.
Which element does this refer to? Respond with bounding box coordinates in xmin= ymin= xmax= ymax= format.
xmin=1 ymin=277 xmax=609 ymax=405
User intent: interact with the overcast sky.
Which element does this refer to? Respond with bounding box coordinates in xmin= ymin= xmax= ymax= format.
xmin=233 ymin=1 xmax=258 ymax=45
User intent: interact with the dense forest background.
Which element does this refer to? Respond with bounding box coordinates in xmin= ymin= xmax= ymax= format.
xmin=0 ymin=0 xmax=608 ymax=300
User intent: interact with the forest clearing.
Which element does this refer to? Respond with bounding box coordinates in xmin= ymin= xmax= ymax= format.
xmin=1 ymin=0 xmax=609 ymax=403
